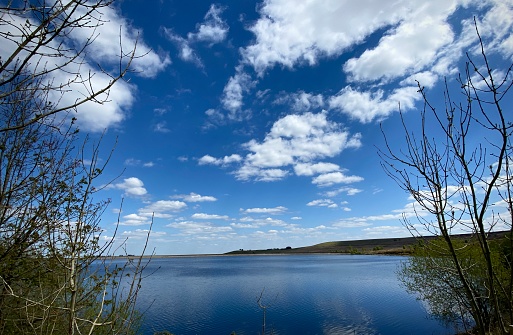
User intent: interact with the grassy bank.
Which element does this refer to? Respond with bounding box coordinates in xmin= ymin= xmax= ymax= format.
xmin=225 ymin=231 xmax=508 ymax=256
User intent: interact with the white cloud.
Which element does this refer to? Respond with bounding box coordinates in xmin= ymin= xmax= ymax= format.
xmin=333 ymin=202 xmax=427 ymax=228
xmin=242 ymin=0 xmax=418 ymax=75
xmin=231 ymin=216 xmax=294 ymax=229
xmin=343 ymin=2 xmax=457 ymax=83
xmin=154 ymin=121 xmax=171 ymax=133
xmin=235 ymin=112 xmax=361 ymax=182
xmin=204 ymin=108 xmax=226 ymax=126
xmin=189 ymin=4 xmax=229 ymax=44
xmin=307 ymin=199 xmax=338 ymax=208
xmin=53 ymin=9 xmax=164 ymax=127
xmin=474 ymin=0 xmax=513 ymax=57
xmin=154 ymin=108 xmax=168 ymax=116
xmin=198 ymin=154 xmax=242 ymax=166
xmin=48 ymin=63 xmax=135 ymax=132
xmin=231 ymin=223 xmax=257 ymax=229
xmin=200 ymin=112 xmax=362 ymax=184
xmin=125 ymin=158 xmax=155 ymax=168
xmin=312 ymin=172 xmax=364 ymax=187
xmin=240 ymin=0 xmax=472 ymax=81
xmin=323 ymin=187 xmax=363 ymax=197
xmin=162 ymin=28 xmax=203 ymax=66
xmin=122 ymin=229 xmax=167 ymax=239
xmin=274 ymin=91 xmax=325 ymax=112
xmin=139 ymin=200 xmax=187 ymax=218
xmin=363 ymin=225 xmax=411 ymax=237
xmin=241 ymin=206 xmax=287 ymax=215
xmin=345 ymin=188 xmax=362 ymax=196
xmin=294 ymin=162 xmax=340 ymax=176
xmin=167 ymin=221 xmax=233 ymax=234
xmin=67 ymin=4 xmax=171 ymax=78
xmin=191 ymin=213 xmax=230 ymax=220
xmin=163 ymin=4 xmax=228 ymax=67
xmin=112 ymin=177 xmax=148 ymax=197
xmin=0 ymin=5 xmax=169 ymax=132
xmin=175 ymin=192 xmax=217 ymax=203
xmin=235 ymin=165 xmax=289 ymax=182
xmin=332 ymin=220 xmax=372 ymax=228
xmin=399 ymin=71 xmax=439 ymax=88
xmin=237 ymin=0 xmax=513 ymax=126
xmin=119 ymin=214 xmax=150 ymax=226
xmin=221 ymin=66 xmax=257 ymax=117
xmin=328 ymin=86 xmax=420 ymax=123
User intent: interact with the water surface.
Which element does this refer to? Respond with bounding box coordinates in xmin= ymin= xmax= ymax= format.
xmin=134 ymin=254 xmax=453 ymax=335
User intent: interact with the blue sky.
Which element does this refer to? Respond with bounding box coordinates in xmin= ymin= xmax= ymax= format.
xmin=49 ymin=0 xmax=513 ymax=255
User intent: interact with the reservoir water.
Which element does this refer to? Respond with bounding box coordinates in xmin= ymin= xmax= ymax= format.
xmin=134 ymin=254 xmax=454 ymax=335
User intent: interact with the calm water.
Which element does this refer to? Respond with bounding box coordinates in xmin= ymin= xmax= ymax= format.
xmin=133 ymin=255 xmax=453 ymax=335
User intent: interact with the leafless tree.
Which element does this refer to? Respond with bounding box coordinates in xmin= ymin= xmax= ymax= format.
xmin=0 ymin=128 xmax=153 ymax=334
xmin=0 ymin=1 xmax=152 ymax=334
xmin=380 ymin=23 xmax=513 ymax=335
xmin=0 ymin=0 xmax=139 ymax=132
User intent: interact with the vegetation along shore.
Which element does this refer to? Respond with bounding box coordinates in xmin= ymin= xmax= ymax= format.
xmin=225 ymin=231 xmax=509 ymax=256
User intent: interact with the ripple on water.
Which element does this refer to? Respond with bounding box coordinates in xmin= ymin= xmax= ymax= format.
xmin=137 ymin=255 xmax=453 ymax=335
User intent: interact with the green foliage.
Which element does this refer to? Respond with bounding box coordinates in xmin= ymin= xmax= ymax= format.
xmin=0 ymin=1 xmax=147 ymax=334
xmin=399 ymin=236 xmax=513 ymax=332
xmin=0 ymin=99 xmax=145 ymax=335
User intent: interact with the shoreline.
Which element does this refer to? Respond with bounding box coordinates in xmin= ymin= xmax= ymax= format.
xmin=110 ymin=231 xmax=508 ymax=259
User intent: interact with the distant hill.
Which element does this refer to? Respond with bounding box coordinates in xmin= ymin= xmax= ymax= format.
xmin=225 ymin=231 xmax=509 ymax=256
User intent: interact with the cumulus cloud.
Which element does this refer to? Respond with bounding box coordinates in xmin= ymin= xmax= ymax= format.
xmin=343 ymin=2 xmax=456 ymax=83
xmin=0 ymin=5 xmax=170 ymax=132
xmin=111 ymin=177 xmax=148 ymax=197
xmin=306 ymin=199 xmax=338 ymax=208
xmin=234 ymin=0 xmax=513 ymax=125
xmin=241 ymin=0 xmax=416 ymax=75
xmin=274 ymin=91 xmax=325 ymax=112
xmin=198 ymin=154 xmax=242 ymax=166
xmin=294 ymin=162 xmax=340 ymax=176
xmin=328 ymin=86 xmax=420 ymax=123
xmin=323 ymin=187 xmax=363 ymax=197
xmin=201 ymin=112 xmax=362 ymax=184
xmin=241 ymin=206 xmax=287 ymax=215
xmin=139 ymin=200 xmax=187 ymax=218
xmin=234 ymin=112 xmax=362 ymax=183
xmin=119 ymin=214 xmax=150 ymax=226
xmin=67 ymin=4 xmax=171 ymax=78
xmin=312 ymin=172 xmax=364 ymax=187
xmin=241 ymin=0 xmax=464 ymax=79
xmin=188 ymin=4 xmax=229 ymax=44
xmin=174 ymin=192 xmax=218 ymax=203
